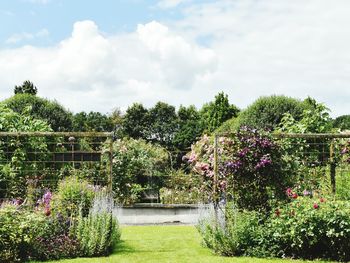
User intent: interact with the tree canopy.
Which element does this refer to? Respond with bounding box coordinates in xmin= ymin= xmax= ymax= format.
xmin=3 ymin=94 xmax=73 ymax=131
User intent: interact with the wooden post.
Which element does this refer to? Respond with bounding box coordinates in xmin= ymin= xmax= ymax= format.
xmin=329 ymin=139 xmax=336 ymax=195
xmin=213 ymin=134 xmax=219 ymax=205
xmin=108 ymin=138 xmax=114 ymax=197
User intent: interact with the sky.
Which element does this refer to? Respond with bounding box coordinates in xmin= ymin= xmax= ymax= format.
xmin=0 ymin=0 xmax=350 ymax=117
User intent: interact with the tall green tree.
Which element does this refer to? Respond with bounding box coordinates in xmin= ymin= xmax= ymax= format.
xmin=122 ymin=103 xmax=149 ymax=139
xmin=200 ymin=92 xmax=240 ymax=132
xmin=173 ymin=105 xmax=204 ymax=151
xmin=147 ymin=102 xmax=179 ymax=149
xmin=14 ymin=80 xmax=38 ymax=95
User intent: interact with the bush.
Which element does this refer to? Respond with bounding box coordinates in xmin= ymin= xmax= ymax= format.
xmin=111 ymin=138 xmax=169 ymax=204
xmin=51 ymin=175 xmax=96 ymax=218
xmin=263 ymin=196 xmax=350 ymax=261
xmin=0 ymin=203 xmax=46 ymax=262
xmin=236 ymin=95 xmax=306 ymax=130
xmin=197 ymin=208 xmax=263 ymax=257
xmin=198 ymin=197 xmax=350 ymax=261
xmin=3 ymin=93 xmax=73 ymax=131
xmin=30 ymin=215 xmax=79 ymax=260
xmin=71 ymin=211 xmax=120 ymax=257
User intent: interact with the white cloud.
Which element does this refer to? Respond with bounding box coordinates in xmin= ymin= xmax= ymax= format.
xmin=0 ymin=20 xmax=217 ymax=113
xmin=5 ymin=28 xmax=49 ymax=44
xmin=1 ymin=0 xmax=350 ymax=117
xmin=172 ymin=0 xmax=350 ymax=117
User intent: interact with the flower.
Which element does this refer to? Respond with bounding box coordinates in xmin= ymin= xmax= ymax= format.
xmin=313 ymin=203 xmax=319 ymax=209
xmin=292 ymin=193 xmax=298 ymax=199
xmin=320 ymin=197 xmax=325 ymax=203
xmin=286 ymin=188 xmax=293 ymax=196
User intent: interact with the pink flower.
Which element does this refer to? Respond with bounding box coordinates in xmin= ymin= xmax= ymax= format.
xmin=313 ymin=203 xmax=319 ymax=209
xmin=286 ymin=188 xmax=292 ymax=196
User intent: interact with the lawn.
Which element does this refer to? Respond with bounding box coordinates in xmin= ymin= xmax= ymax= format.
xmin=43 ymin=225 xmax=329 ymax=263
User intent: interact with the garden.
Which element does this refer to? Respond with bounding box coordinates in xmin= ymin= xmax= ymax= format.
xmin=1 ymin=84 xmax=350 ymax=262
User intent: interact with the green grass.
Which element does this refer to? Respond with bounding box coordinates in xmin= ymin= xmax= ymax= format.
xmin=42 ymin=225 xmax=328 ymax=263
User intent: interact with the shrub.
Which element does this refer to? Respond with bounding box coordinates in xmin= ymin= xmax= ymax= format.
xmin=197 ymin=207 xmax=263 ymax=257
xmin=0 ymin=203 xmax=46 ymax=262
xmin=198 ymin=197 xmax=350 ymax=261
xmin=236 ymin=95 xmax=306 ymax=130
xmin=71 ymin=211 xmax=120 ymax=257
xmin=51 ymin=175 xmax=96 ymax=218
xmin=111 ymin=138 xmax=169 ymax=204
xmin=263 ymin=196 xmax=350 ymax=261
xmin=30 ymin=215 xmax=79 ymax=260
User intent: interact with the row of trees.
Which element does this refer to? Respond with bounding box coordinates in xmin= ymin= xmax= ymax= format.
xmin=4 ymin=81 xmax=350 ymax=147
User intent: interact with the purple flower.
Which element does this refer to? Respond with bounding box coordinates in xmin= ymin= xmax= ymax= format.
xmin=43 ymin=190 xmax=52 ymax=207
xmin=255 ymin=155 xmax=272 ymax=169
xmin=238 ymin=147 xmax=249 ymax=158
xmin=341 ymin=147 xmax=348 ymax=155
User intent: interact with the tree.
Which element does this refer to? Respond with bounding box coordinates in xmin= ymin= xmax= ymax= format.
xmin=3 ymin=94 xmax=73 ymax=131
xmin=200 ymin=92 xmax=240 ymax=132
xmin=14 ymin=80 xmax=38 ymax=95
xmin=72 ymin=111 xmax=113 ymax=132
xmin=173 ymin=105 xmax=204 ymax=151
xmin=236 ymin=95 xmax=306 ymax=130
xmin=333 ymin=115 xmax=350 ymax=131
xmin=122 ymin=103 xmax=149 ymax=139
xmin=147 ymin=102 xmax=179 ymax=149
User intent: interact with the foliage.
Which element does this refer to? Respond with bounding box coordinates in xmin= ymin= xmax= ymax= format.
xmin=159 ymin=170 xmax=203 ymax=204
xmin=111 ymin=138 xmax=169 ymax=204
xmin=0 ymin=203 xmax=46 ymax=262
xmin=200 ymin=92 xmax=239 ymax=133
xmin=262 ymin=196 xmax=350 ymax=261
xmin=14 ymin=80 xmax=38 ymax=95
xmin=122 ymin=103 xmax=149 ymax=139
xmin=0 ymin=105 xmax=52 ymax=199
xmin=214 ymin=117 xmax=239 ymax=134
xmin=186 ymin=127 xmax=292 ymax=211
xmin=236 ymin=95 xmax=306 ymax=130
xmin=72 ymin=111 xmax=113 ymax=132
xmin=147 ymin=102 xmax=179 ymax=149
xmin=199 ymin=195 xmax=350 ymax=261
xmin=173 ymin=105 xmax=204 ymax=151
xmin=51 ymin=175 xmax=96 ymax=218
xmin=333 ymin=114 xmax=350 ymax=131
xmin=30 ymin=215 xmax=79 ymax=260
xmin=3 ymin=93 xmax=73 ymax=131
xmin=71 ymin=211 xmax=120 ymax=257
xmin=278 ymin=98 xmax=332 ymax=133
xmin=277 ymin=99 xmax=333 ymax=192
xmin=197 ymin=208 xmax=263 ymax=257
